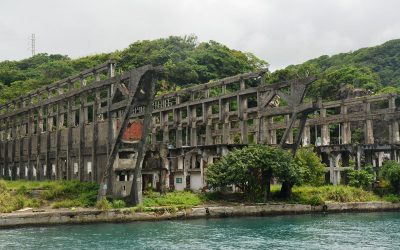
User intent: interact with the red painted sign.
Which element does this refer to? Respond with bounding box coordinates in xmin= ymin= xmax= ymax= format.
xmin=117 ymin=120 xmax=143 ymax=141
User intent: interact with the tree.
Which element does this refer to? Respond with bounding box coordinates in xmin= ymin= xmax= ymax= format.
xmin=293 ymin=147 xmax=326 ymax=186
xmin=376 ymin=86 xmax=400 ymax=95
xmin=381 ymin=160 xmax=400 ymax=194
xmin=37 ymin=60 xmax=75 ymax=84
xmin=191 ymin=40 xmax=268 ymax=83
xmin=306 ymin=65 xmax=381 ymax=101
xmin=0 ymin=63 xmax=25 ymax=86
xmin=206 ymin=145 xmax=296 ymax=201
xmin=266 ymin=63 xmax=320 ymax=86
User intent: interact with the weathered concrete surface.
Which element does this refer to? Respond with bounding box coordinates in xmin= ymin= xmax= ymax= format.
xmin=1 ymin=202 xmax=400 ymax=228
xmin=323 ymin=201 xmax=400 ymax=212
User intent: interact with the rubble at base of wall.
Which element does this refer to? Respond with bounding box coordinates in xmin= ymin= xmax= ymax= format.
xmin=1 ymin=202 xmax=400 ymax=228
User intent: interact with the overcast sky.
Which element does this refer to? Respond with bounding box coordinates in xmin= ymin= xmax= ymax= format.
xmin=0 ymin=0 xmax=399 ymax=70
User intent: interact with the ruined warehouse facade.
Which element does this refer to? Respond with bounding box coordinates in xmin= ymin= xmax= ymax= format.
xmin=1 ymin=62 xmax=400 ymax=197
xmin=0 ymin=61 xmax=160 ymax=197
xmin=145 ymin=72 xmax=400 ymax=191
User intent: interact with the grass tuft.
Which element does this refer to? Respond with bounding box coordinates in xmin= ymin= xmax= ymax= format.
xmin=383 ymin=194 xmax=400 ymax=203
xmin=143 ymin=191 xmax=203 ymax=208
xmin=95 ymin=197 xmax=112 ymax=210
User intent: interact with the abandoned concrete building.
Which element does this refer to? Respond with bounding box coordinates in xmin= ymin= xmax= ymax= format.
xmin=1 ymin=62 xmax=400 ymax=197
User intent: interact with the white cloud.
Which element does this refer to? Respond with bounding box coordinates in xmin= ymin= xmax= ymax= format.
xmin=0 ymin=0 xmax=399 ymax=70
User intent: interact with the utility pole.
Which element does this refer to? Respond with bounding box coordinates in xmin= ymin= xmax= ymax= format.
xmin=31 ymin=34 xmax=36 ymax=56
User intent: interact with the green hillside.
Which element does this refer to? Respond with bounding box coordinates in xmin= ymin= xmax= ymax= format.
xmin=307 ymin=39 xmax=400 ymax=87
xmin=1 ymin=36 xmax=400 ymax=104
xmin=0 ymin=35 xmax=267 ymax=104
xmin=269 ymin=39 xmax=400 ymax=100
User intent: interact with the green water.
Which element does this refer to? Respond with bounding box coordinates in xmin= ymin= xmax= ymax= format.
xmin=1 ymin=212 xmax=400 ymax=249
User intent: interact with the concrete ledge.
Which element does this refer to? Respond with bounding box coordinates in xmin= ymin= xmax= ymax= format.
xmin=1 ymin=202 xmax=400 ymax=228
xmin=324 ymin=201 xmax=400 ymax=212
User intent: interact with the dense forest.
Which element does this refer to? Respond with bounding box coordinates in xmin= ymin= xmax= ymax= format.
xmin=1 ymin=36 xmax=400 ymax=104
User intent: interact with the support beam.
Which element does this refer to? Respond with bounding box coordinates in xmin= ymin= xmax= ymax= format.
xmin=98 ymin=66 xmax=162 ymax=202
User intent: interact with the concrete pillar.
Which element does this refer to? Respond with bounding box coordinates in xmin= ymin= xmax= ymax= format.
xmin=175 ymin=109 xmax=182 ymax=147
xmin=151 ymin=116 xmax=157 ymax=146
xmin=302 ymin=126 xmax=311 ymax=146
xmin=356 ymin=146 xmax=362 ymax=170
xmin=239 ymin=95 xmax=248 ymax=144
xmin=213 ymin=123 xmax=220 ymax=144
xmin=329 ymin=155 xmax=335 ymax=185
xmin=341 ymin=122 xmax=351 ymax=144
xmin=200 ymin=152 xmax=206 ymax=188
xmin=284 ymin=114 xmax=293 ymax=144
xmin=176 ymin=126 xmax=183 ymax=148
xmin=270 ymin=129 xmax=277 ymax=145
xmin=190 ymin=107 xmax=197 ymax=146
xmin=222 ymin=123 xmax=230 ymax=144
xmin=222 ymin=101 xmax=230 ymax=144
xmin=329 ymin=153 xmax=341 ymax=185
xmin=389 ymin=95 xmax=396 ymax=110
xmin=266 ymin=117 xmax=276 ymax=145
xmin=321 ymin=125 xmax=330 ymax=145
xmin=335 ymin=154 xmax=341 ymax=185
xmin=340 ymin=117 xmax=349 ymax=144
xmin=254 ymin=117 xmax=262 ymax=144
xmin=177 ymin=155 xmax=184 ymax=170
xmin=388 ymin=95 xmax=398 ymax=142
xmin=320 ymin=108 xmax=330 ymax=145
xmin=391 ymin=121 xmax=399 ymax=144
xmin=205 ymin=104 xmax=213 ymax=145
xmin=365 ymin=120 xmax=374 ymax=144
xmin=162 ymin=112 xmax=169 ymax=143
xmin=341 ymin=104 xmax=351 ymax=144
xmin=134 ymin=172 xmax=143 ymax=204
xmin=377 ymin=152 xmax=385 ymax=167
xmin=190 ymin=128 xmax=197 ymax=146
xmin=363 ymin=101 xmax=374 ymax=144
xmin=221 ymin=145 xmax=229 ymax=156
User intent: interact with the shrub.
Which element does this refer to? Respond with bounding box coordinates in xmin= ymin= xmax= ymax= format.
xmin=0 ymin=181 xmax=46 ymax=212
xmin=95 ymin=197 xmax=112 ymax=210
xmin=381 ymin=160 xmax=400 ymax=194
xmin=308 ymin=194 xmax=324 ymax=206
xmin=112 ymin=200 xmax=126 ymax=209
xmin=291 ymin=185 xmax=379 ymax=205
xmin=347 ymin=165 xmax=374 ymax=190
xmin=0 ymin=181 xmax=25 ymax=213
xmin=384 ymin=194 xmax=400 ymax=203
xmin=293 ymin=147 xmax=326 ymax=186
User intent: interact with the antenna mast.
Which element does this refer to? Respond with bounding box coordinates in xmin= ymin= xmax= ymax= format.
xmin=31 ymin=34 xmax=36 ymax=56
